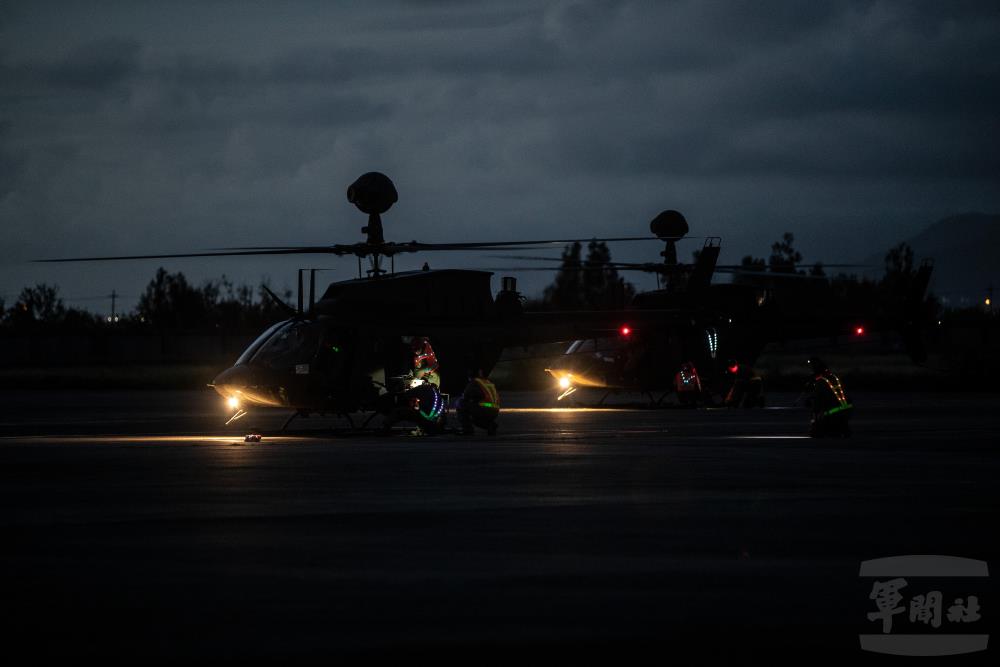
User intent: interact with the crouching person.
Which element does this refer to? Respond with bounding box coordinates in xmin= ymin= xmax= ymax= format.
xmin=458 ymin=369 xmax=500 ymax=436
xmin=806 ymin=357 xmax=853 ymax=437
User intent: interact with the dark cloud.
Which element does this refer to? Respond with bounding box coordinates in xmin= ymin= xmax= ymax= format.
xmin=4 ymin=37 xmax=141 ymax=90
xmin=45 ymin=37 xmax=141 ymax=89
xmin=1 ymin=0 xmax=998 ymax=303
xmin=0 ymin=121 xmax=27 ymax=197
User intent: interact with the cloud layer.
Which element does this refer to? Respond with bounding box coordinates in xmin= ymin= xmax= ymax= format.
xmin=2 ymin=0 xmax=998 ymax=307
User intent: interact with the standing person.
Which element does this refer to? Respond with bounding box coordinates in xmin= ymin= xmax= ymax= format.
xmin=458 ymin=369 xmax=500 ymax=436
xmin=806 ymin=357 xmax=852 ymax=437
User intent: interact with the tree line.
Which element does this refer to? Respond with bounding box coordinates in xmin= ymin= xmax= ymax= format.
xmin=0 ymin=236 xmax=987 ymax=332
xmin=1 ymin=268 xmax=293 ymax=332
xmin=536 ymin=240 xmax=636 ymax=310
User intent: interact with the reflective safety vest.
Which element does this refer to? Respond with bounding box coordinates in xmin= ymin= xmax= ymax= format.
xmin=815 ymin=371 xmax=852 ymax=416
xmin=472 ymin=377 xmax=500 ymax=410
xmin=413 ymin=339 xmax=439 ymax=375
xmin=675 ymin=366 xmax=702 ymax=393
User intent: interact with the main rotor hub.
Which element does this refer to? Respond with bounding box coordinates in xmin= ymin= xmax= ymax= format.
xmin=347 ymin=172 xmax=398 ymax=215
xmin=649 ymin=210 xmax=688 ymax=239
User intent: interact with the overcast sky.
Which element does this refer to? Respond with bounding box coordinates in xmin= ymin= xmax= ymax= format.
xmin=2 ymin=0 xmax=998 ymax=313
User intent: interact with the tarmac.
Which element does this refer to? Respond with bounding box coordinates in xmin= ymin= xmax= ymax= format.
xmin=1 ymin=389 xmax=997 ymax=661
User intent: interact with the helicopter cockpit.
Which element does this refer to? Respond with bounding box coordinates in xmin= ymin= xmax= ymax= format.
xmin=250 ymin=320 xmax=323 ymax=371
xmin=235 ymin=319 xmax=292 ymax=366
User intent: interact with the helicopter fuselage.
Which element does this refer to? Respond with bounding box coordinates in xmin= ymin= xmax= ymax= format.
xmin=545 ymin=283 xmax=768 ymax=397
xmin=211 ymin=269 xmax=509 ymax=415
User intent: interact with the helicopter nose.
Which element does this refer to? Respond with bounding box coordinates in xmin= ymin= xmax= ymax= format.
xmin=211 ymin=364 xmax=283 ymax=409
xmin=212 ymin=365 xmax=251 ymax=399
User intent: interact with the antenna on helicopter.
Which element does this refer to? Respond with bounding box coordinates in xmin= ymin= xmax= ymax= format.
xmin=347 ymin=171 xmax=398 ymax=277
xmin=649 ymin=210 xmax=689 ymax=290
xmin=294 ymin=269 xmax=320 ymax=314
xmin=310 ymin=269 xmax=316 ymax=313
xmin=297 ymin=270 xmax=304 ymax=313
xmin=649 ymin=210 xmax=689 ymax=264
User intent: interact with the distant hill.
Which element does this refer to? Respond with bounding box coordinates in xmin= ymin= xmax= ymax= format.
xmin=862 ymin=213 xmax=999 ymax=306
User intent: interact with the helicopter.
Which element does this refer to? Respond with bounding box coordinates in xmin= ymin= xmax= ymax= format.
xmin=41 ymin=171 xmax=690 ymax=432
xmin=482 ymin=210 xmax=934 ymax=406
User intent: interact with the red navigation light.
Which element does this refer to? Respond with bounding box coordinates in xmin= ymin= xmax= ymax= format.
xmin=855 ymin=326 xmax=865 ymax=336
xmin=728 ymin=363 xmax=739 ymax=374
xmin=620 ymin=325 xmax=632 ymax=337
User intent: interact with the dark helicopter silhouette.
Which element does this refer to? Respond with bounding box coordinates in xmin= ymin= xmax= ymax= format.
xmin=40 ymin=172 xmax=686 ymax=431
xmin=482 ymin=210 xmax=933 ymax=405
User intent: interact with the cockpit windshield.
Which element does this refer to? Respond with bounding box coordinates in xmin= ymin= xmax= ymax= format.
xmin=235 ymin=320 xmax=290 ymax=366
xmin=250 ymin=319 xmax=323 ymax=370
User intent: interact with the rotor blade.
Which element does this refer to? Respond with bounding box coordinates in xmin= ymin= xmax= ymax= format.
xmin=40 ymin=236 xmax=661 ymax=263
xmin=485 ymin=264 xmax=854 ymax=278
xmin=715 ymin=268 xmax=832 ymax=280
xmin=478 ymin=266 xmax=638 ymax=272
xmin=487 ymin=256 xmax=875 ymax=271
xmin=484 ymin=254 xmax=660 ymax=264
xmin=385 ymin=236 xmax=659 ymax=252
xmin=714 ymin=263 xmax=873 ymax=270
xmin=483 ymin=254 xmax=663 ymax=269
xmin=484 ymin=254 xmax=570 ymax=262
xmin=35 ymin=246 xmax=358 ymax=263
xmin=217 ymin=236 xmax=658 ymax=253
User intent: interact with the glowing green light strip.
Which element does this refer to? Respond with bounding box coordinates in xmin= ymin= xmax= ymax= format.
xmin=418 ymin=392 xmax=444 ymax=421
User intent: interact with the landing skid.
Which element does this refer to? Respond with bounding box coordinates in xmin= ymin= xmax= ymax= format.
xmin=234 ymin=408 xmax=458 ymax=439
xmin=558 ymin=393 xmax=718 ymax=410
xmin=250 ymin=423 xmax=466 ymax=439
xmin=271 ymin=408 xmax=372 ymax=432
xmin=556 ymin=387 xmax=681 ymax=409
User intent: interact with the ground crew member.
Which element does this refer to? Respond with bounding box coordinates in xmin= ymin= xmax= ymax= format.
xmin=674 ymin=361 xmax=702 ymax=406
xmin=806 ymin=356 xmax=852 ymax=437
xmin=410 ymin=336 xmax=440 ymax=387
xmin=724 ymin=360 xmax=764 ymax=408
xmin=458 ymin=369 xmax=500 ymax=435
